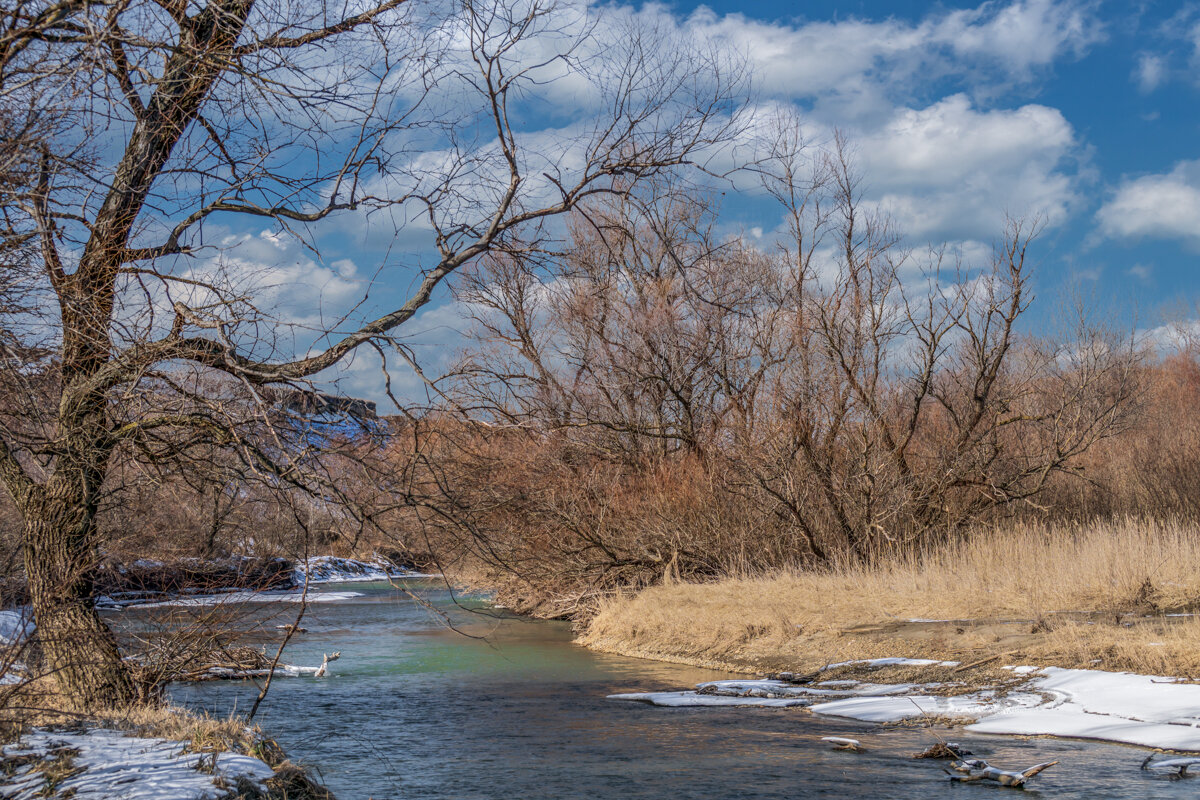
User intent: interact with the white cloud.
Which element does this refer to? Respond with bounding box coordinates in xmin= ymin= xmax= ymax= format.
xmin=135 ymin=0 xmax=1103 ymax=404
xmin=115 ymin=227 xmax=371 ymax=351
xmin=317 ymin=296 xmax=482 ymax=407
xmin=1191 ymin=20 xmax=1200 ymax=75
xmin=1134 ymin=53 xmax=1166 ymax=92
xmin=1096 ymin=160 xmax=1200 ymax=246
xmin=653 ymin=0 xmax=1101 ymax=109
xmin=1128 ymin=263 xmax=1152 ymax=280
xmin=856 ymin=95 xmax=1079 ymax=239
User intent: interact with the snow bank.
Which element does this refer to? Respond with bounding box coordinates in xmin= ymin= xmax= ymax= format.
xmin=968 ymin=667 xmax=1200 ymax=750
xmin=295 ymin=555 xmax=437 ymax=584
xmin=612 ymin=661 xmax=1200 ymax=752
xmin=812 ymin=666 xmax=1200 ymax=749
xmin=0 ymin=729 xmax=276 ymax=800
xmin=810 ymin=689 xmax=1044 ymax=723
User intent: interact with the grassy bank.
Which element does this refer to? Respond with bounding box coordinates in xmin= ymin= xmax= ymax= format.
xmin=580 ymin=517 xmax=1200 ymax=679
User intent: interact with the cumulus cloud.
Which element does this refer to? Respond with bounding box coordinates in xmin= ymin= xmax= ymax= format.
xmin=851 ymin=95 xmax=1078 ymax=239
xmin=648 ymin=0 xmax=1102 ymax=109
xmin=1095 ymin=160 xmax=1200 ymax=246
xmin=113 ymin=227 xmax=371 ymax=354
xmin=314 ymin=0 xmax=1098 ymax=268
xmin=619 ymin=2 xmax=1094 ymax=241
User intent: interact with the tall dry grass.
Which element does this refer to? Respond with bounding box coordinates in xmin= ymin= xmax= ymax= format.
xmin=581 ymin=517 xmax=1200 ymax=675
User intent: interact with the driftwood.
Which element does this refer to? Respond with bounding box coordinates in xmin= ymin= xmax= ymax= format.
xmin=1141 ymin=753 xmax=1200 ymax=776
xmin=169 ymin=647 xmax=341 ymax=681
xmin=313 ymin=652 xmax=341 ymax=678
xmin=947 ymin=759 xmax=1058 ymax=787
xmin=913 ymin=741 xmax=971 ymax=759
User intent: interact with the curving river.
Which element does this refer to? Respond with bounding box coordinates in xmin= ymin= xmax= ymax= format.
xmin=152 ymin=580 xmax=1195 ymax=799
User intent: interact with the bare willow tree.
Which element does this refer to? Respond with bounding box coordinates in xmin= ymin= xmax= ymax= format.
xmin=434 ymin=123 xmax=1138 ymax=610
xmin=0 ymin=0 xmax=745 ymax=707
xmin=744 ymin=130 xmax=1139 ymax=559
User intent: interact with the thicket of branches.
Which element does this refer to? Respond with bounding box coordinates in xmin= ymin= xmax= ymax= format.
xmin=387 ymin=137 xmax=1144 ymax=616
xmin=0 ymin=131 xmax=1166 ymax=624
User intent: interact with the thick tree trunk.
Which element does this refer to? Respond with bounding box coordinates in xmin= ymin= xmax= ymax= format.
xmin=21 ymin=488 xmax=134 ymax=709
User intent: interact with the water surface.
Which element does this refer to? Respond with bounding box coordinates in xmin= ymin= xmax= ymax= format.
xmin=149 ymin=581 xmax=1195 ymax=799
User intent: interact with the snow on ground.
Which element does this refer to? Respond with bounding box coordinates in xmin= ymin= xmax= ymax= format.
xmin=967 ymin=667 xmax=1200 ymax=750
xmin=610 ymin=678 xmax=928 ymax=709
xmin=0 ymin=729 xmax=276 ymax=800
xmin=610 ymin=663 xmax=1200 ymax=751
xmin=0 ymin=610 xmax=33 ymax=647
xmin=295 ymin=555 xmax=438 ymax=584
xmin=809 ymin=688 xmax=1045 ymax=723
xmin=820 ymin=657 xmax=960 ymax=670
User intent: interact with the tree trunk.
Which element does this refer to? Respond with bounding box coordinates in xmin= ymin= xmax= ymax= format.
xmin=22 ymin=488 xmax=134 ymax=709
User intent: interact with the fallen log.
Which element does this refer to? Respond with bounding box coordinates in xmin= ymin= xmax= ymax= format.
xmin=946 ymin=759 xmax=1058 ymax=787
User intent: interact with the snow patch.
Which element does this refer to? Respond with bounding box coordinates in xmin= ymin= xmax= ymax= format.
xmin=0 ymin=729 xmax=276 ymax=800
xmin=0 ymin=610 xmax=34 ymax=647
xmin=810 ymin=690 xmax=1045 ymax=723
xmin=967 ymin=667 xmax=1200 ymax=750
xmin=610 ymin=659 xmax=1200 ymax=752
xmin=609 ymin=678 xmax=926 ymax=709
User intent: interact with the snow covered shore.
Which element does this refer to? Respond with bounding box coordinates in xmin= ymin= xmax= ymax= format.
xmin=610 ymin=658 xmax=1200 ymax=752
xmin=0 ymin=729 xmax=277 ymax=800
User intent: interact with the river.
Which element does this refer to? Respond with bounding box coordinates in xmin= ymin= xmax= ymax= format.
xmin=151 ymin=579 xmax=1195 ymax=799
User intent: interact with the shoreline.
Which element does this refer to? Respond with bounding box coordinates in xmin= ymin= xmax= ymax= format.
xmin=0 ymin=720 xmax=337 ymax=800
xmin=600 ymin=655 xmax=1200 ymax=753
xmin=578 ymin=565 xmax=1200 ymax=753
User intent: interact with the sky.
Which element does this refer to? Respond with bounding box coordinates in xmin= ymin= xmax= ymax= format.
xmin=198 ymin=0 xmax=1200 ymax=405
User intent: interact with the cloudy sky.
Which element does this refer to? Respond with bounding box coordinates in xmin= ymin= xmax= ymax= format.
xmin=238 ymin=0 xmax=1198 ymax=404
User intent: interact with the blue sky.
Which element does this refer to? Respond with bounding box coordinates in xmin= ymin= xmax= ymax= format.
xmin=186 ymin=0 xmax=1199 ymax=403
xmin=662 ymin=0 xmax=1198 ymax=302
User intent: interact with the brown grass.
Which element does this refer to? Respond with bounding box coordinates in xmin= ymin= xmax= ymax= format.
xmin=581 ymin=517 xmax=1200 ymax=678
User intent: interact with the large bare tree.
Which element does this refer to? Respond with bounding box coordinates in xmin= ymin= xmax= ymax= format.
xmin=0 ymin=0 xmax=745 ymax=707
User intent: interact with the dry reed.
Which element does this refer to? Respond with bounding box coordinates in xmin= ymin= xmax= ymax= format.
xmin=582 ymin=517 xmax=1200 ymax=677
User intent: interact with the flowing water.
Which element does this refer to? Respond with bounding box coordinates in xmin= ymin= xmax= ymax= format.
xmin=146 ymin=580 xmax=1195 ymax=799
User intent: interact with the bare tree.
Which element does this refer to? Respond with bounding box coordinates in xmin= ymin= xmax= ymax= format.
xmin=738 ymin=129 xmax=1139 ymax=559
xmin=0 ymin=0 xmax=746 ymax=708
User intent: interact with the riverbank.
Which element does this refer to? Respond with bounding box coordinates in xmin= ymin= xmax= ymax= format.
xmin=0 ymin=704 xmax=335 ymax=799
xmin=0 ymin=563 xmax=404 ymax=799
xmin=582 ymin=518 xmax=1200 ymax=677
xmin=581 ymin=518 xmax=1200 ymax=751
